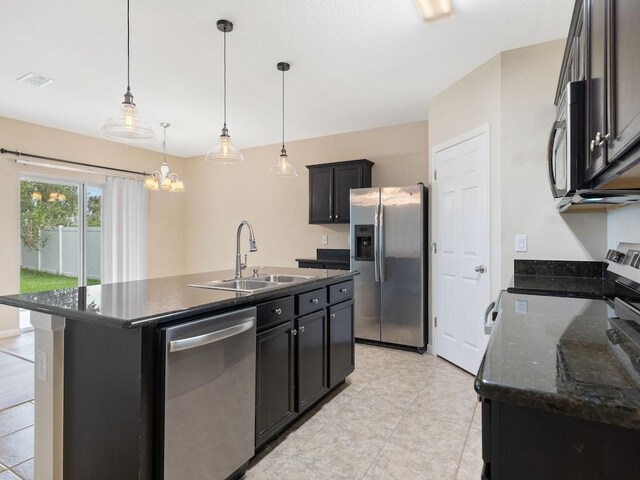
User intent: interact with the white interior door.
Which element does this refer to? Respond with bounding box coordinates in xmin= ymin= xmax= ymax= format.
xmin=434 ymin=128 xmax=490 ymax=374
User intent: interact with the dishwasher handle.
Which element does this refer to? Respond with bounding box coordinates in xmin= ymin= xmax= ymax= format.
xmin=169 ymin=318 xmax=255 ymax=353
xmin=484 ymin=301 xmax=496 ymax=335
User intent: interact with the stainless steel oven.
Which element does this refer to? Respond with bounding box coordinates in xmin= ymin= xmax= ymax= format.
xmin=547 ymin=80 xmax=586 ymax=200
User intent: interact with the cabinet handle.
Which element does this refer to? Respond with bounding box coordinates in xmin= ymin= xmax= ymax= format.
xmin=329 ymin=215 xmax=333 ymax=220
xmin=339 ymin=288 xmax=348 ymax=293
xmin=591 ymin=131 xmax=611 ymax=152
xmin=291 ymin=329 xmax=297 ymax=336
xmin=330 ymin=313 xmax=336 ymax=319
xmin=310 ymin=298 xmax=319 ymax=304
xmin=300 ymin=326 xmax=305 ymax=333
xmin=335 ymin=214 xmax=339 ymax=219
xmin=273 ymin=307 xmax=282 ymax=315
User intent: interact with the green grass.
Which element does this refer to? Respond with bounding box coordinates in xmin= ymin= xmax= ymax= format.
xmin=20 ymin=268 xmax=100 ymax=293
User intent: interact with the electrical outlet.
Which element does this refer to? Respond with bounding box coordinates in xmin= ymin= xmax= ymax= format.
xmin=322 ymin=235 xmax=328 ymax=245
xmin=515 ymin=234 xmax=528 ymax=253
xmin=37 ymin=351 xmax=47 ymax=381
xmin=516 ymin=300 xmax=528 ymax=314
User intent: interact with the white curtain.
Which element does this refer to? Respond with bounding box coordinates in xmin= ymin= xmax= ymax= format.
xmin=102 ymin=177 xmax=148 ymax=283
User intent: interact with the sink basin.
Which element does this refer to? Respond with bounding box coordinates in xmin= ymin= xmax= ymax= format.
xmin=255 ymin=274 xmax=317 ymax=283
xmin=189 ymin=279 xmax=277 ymax=292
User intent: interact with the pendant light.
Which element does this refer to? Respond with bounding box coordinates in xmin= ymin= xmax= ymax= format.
xmin=206 ymin=20 xmax=244 ymax=164
xmin=100 ymin=0 xmax=154 ymax=141
xmin=143 ymin=123 xmax=185 ymax=192
xmin=270 ymin=62 xmax=299 ymax=177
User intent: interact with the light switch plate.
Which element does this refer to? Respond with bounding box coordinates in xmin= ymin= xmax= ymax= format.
xmin=515 ymin=234 xmax=528 ymax=252
xmin=322 ymin=235 xmax=328 ymax=245
xmin=516 ymin=300 xmax=528 ymax=314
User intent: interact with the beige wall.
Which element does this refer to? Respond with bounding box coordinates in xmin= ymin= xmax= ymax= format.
xmin=500 ymin=41 xmax=607 ymax=282
xmin=427 ymin=39 xmax=608 ymax=350
xmin=607 ymin=204 xmax=640 ymax=248
xmin=0 ymin=116 xmax=187 ymax=332
xmin=428 ymin=54 xmax=503 ymax=299
xmin=183 ymin=121 xmax=428 ymax=273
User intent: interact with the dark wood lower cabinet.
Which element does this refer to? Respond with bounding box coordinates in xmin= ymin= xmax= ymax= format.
xmin=482 ymin=398 xmax=640 ymax=479
xmin=328 ymin=299 xmax=354 ymax=388
xmin=296 ymin=310 xmax=328 ymax=411
xmin=255 ymin=320 xmax=295 ymax=448
xmin=255 ymin=283 xmax=355 ymax=449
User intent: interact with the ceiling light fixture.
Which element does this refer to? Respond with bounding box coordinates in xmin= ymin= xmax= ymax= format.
xmin=414 ymin=0 xmax=454 ymax=23
xmin=100 ymin=0 xmax=154 ymax=141
xmin=269 ymin=62 xmax=299 ymax=178
xmin=206 ymin=19 xmax=244 ymax=164
xmin=144 ymin=123 xmax=185 ymax=192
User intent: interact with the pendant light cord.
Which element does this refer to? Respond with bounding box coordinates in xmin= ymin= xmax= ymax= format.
xmin=127 ymin=0 xmax=130 ymax=92
xmin=282 ymin=68 xmax=285 ymax=149
xmin=223 ymin=30 xmax=227 ymax=128
xmin=162 ymin=125 xmax=167 ymax=163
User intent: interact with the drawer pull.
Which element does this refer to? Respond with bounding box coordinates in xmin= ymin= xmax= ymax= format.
xmin=291 ymin=329 xmax=297 ymax=336
xmin=339 ymin=288 xmax=348 ymax=293
xmin=310 ymin=298 xmax=319 ymax=304
xmin=273 ymin=307 xmax=282 ymax=315
xmin=330 ymin=313 xmax=336 ymax=319
xmin=300 ymin=326 xmax=305 ymax=333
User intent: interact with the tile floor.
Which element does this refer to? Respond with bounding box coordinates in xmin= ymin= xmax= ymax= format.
xmin=0 ymin=332 xmax=34 ymax=480
xmin=0 ymin=333 xmax=480 ymax=480
xmin=244 ymin=343 xmax=481 ymax=480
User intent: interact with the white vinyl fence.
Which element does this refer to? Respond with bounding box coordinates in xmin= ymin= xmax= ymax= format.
xmin=21 ymin=226 xmax=101 ymax=280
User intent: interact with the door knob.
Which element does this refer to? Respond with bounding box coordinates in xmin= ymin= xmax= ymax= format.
xmin=474 ymin=265 xmax=486 ymax=274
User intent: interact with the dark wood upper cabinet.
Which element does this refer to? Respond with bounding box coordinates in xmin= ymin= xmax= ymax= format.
xmin=607 ymin=0 xmax=640 ymax=164
xmin=585 ymin=0 xmax=608 ymax=180
xmin=307 ymin=160 xmax=373 ymax=224
xmin=558 ymin=0 xmax=640 ymax=188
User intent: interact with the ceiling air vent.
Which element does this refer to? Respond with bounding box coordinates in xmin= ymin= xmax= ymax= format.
xmin=17 ymin=73 xmax=53 ymax=87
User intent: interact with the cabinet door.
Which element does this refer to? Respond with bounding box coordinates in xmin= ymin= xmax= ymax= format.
xmin=607 ymin=0 xmax=640 ymax=163
xmin=333 ymin=164 xmax=362 ymax=224
xmin=256 ymin=321 xmax=295 ymax=447
xmin=309 ymin=167 xmax=333 ymax=224
xmin=296 ymin=310 xmax=328 ymax=411
xmin=585 ymin=0 xmax=608 ymax=180
xmin=328 ymin=299 xmax=354 ymax=388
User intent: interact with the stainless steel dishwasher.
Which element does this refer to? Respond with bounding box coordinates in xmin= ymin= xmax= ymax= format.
xmin=162 ymin=307 xmax=256 ymax=480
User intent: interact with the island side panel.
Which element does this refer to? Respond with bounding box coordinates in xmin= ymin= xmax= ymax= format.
xmin=63 ymin=319 xmax=158 ymax=480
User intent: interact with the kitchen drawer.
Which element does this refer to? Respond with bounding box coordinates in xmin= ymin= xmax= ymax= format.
xmin=296 ymin=288 xmax=327 ymax=316
xmin=257 ymin=296 xmax=294 ymax=330
xmin=328 ymin=280 xmax=354 ymax=304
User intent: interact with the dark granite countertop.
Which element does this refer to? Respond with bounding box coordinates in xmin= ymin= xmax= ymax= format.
xmin=0 ymin=267 xmax=356 ymax=329
xmin=508 ymin=274 xmax=617 ymax=299
xmin=295 ymin=258 xmax=350 ymax=266
xmin=475 ymin=291 xmax=640 ymax=429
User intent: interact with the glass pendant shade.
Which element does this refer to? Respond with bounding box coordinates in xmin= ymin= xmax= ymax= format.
xmin=206 ymin=132 xmax=244 ymax=164
xmin=143 ymin=175 xmax=159 ymax=191
xmin=270 ymin=150 xmax=299 ymax=177
xmin=101 ymin=101 xmax=154 ymax=141
xmin=170 ymin=180 xmax=185 ymax=192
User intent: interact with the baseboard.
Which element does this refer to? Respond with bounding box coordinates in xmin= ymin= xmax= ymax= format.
xmin=426 ymin=343 xmax=433 ymax=355
xmin=0 ymin=328 xmax=21 ymax=339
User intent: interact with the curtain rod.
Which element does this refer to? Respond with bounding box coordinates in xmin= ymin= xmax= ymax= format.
xmin=1 ymin=148 xmax=148 ymax=176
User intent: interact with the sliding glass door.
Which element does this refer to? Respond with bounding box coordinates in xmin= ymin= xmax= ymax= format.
xmin=19 ymin=177 xmax=103 ymax=295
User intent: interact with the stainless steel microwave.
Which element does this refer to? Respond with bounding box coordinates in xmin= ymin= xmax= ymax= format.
xmin=547 ymin=80 xmax=585 ymax=201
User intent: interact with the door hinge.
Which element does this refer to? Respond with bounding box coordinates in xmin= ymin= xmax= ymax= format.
xmin=434 ymin=170 xmax=437 ymax=180
xmin=434 ymin=317 xmax=438 ymax=328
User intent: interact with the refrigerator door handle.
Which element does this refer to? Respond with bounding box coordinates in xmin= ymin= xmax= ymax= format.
xmin=374 ymin=203 xmax=380 ymax=282
xmin=379 ymin=203 xmax=385 ymax=282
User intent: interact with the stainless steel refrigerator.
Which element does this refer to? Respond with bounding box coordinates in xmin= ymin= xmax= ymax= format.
xmin=350 ymin=185 xmax=427 ymax=351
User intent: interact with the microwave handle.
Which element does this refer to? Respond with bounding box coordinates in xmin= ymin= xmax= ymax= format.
xmin=547 ymin=121 xmax=562 ymax=199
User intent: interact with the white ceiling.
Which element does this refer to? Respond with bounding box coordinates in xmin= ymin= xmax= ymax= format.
xmin=0 ymin=0 xmax=573 ymax=158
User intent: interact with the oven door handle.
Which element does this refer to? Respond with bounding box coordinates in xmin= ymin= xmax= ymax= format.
xmin=547 ymin=120 xmax=563 ymax=199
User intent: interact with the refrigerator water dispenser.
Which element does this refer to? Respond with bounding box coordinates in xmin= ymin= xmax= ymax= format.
xmin=354 ymin=225 xmax=374 ymax=261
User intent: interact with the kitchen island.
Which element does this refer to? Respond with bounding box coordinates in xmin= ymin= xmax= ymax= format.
xmin=0 ymin=267 xmax=357 ymax=480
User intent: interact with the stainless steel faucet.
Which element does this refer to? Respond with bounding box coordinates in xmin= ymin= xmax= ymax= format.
xmin=235 ymin=221 xmax=258 ymax=279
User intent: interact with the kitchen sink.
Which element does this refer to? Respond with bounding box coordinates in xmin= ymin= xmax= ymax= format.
xmin=254 ymin=274 xmax=317 ymax=283
xmin=188 ymin=279 xmax=277 ymax=292
xmin=188 ymin=274 xmax=318 ymax=293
